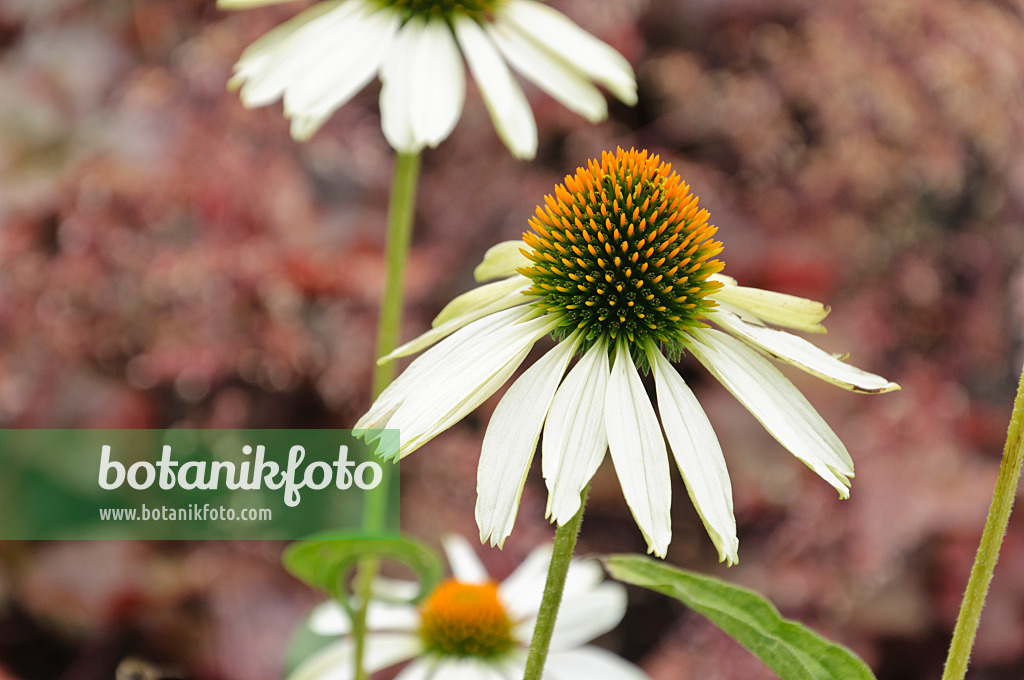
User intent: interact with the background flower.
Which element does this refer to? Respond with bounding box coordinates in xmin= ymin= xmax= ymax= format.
xmin=291 ymin=535 xmax=647 ymax=680
xmin=221 ymin=0 xmax=637 ymax=157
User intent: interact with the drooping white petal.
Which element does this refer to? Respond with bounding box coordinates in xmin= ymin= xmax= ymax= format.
xmin=387 ymin=311 xmax=559 ymax=456
xmin=442 ymin=534 xmax=489 ymax=584
xmin=410 ymin=19 xmax=466 ymax=147
xmin=687 ymin=328 xmax=855 ymax=497
xmin=219 ymin=0 xmax=298 ymax=8
xmin=355 ymin=306 xmax=533 ymax=432
xmin=477 ymin=335 xmax=580 ymax=547
xmin=499 ymin=0 xmax=637 ymax=105
xmin=433 ymin=275 xmax=529 ymax=328
xmin=648 ymin=345 xmax=738 ymax=566
xmin=379 ymin=17 xmax=423 ymax=153
xmin=605 ymin=340 xmax=672 ymax=558
xmin=711 ymin=281 xmax=830 ymax=333
xmin=287 ymin=634 xmax=422 ymax=680
xmin=309 ymin=600 xmax=419 ymax=636
xmin=488 ymin=19 xmax=607 ymax=123
xmin=377 ymin=279 xmax=532 ymax=364
xmin=543 ymin=338 xmax=610 ymax=525
xmin=544 ymin=582 xmax=626 ymax=651
xmin=545 ymin=648 xmax=650 ymax=680
xmin=474 ymin=240 xmax=531 ymax=282
xmin=232 ymin=1 xmax=363 ymax=109
xmin=710 ymin=310 xmax=899 ymax=394
xmin=281 ymin=8 xmax=399 ymax=137
xmin=454 ymin=16 xmax=537 ymax=159
xmin=380 ymin=17 xmax=466 ymax=152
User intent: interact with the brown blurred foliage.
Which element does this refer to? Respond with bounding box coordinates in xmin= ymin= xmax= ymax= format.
xmin=1 ymin=0 xmax=1023 ymax=679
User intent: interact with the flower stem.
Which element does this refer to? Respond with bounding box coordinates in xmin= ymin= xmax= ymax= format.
xmin=522 ymin=486 xmax=589 ymax=680
xmin=941 ymin=361 xmax=1024 ymax=680
xmin=352 ymin=151 xmax=422 ymax=680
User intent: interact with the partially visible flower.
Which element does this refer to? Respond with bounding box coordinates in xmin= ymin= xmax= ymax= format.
xmin=357 ymin=148 xmax=899 ymax=563
xmin=290 ymin=535 xmax=648 ymax=680
xmin=220 ymin=0 xmax=637 ymax=158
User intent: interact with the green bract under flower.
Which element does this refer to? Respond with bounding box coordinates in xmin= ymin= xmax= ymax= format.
xmin=522 ymin=149 xmax=723 ymax=356
xmin=377 ymin=0 xmax=502 ymax=21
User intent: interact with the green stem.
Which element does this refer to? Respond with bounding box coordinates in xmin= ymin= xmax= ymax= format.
xmin=352 ymin=151 xmax=422 ymax=680
xmin=941 ymin=361 xmax=1024 ymax=680
xmin=522 ymin=486 xmax=589 ymax=680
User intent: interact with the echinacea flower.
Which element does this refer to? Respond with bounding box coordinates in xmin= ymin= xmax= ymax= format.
xmin=290 ymin=535 xmax=648 ymax=680
xmin=220 ymin=0 xmax=637 ymax=157
xmin=356 ymin=147 xmax=899 ymax=563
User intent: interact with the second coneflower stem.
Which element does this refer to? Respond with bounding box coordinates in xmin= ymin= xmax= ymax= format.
xmin=942 ymin=361 xmax=1024 ymax=680
xmin=522 ymin=485 xmax=590 ymax=680
xmin=353 ymin=150 xmax=422 ymax=680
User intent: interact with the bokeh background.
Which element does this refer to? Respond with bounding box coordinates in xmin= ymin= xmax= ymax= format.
xmin=1 ymin=0 xmax=1024 ymax=678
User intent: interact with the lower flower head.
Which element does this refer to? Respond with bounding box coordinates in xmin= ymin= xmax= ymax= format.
xmin=290 ymin=536 xmax=641 ymax=679
xmin=418 ymin=579 xmax=514 ymax=657
xmin=358 ymin=148 xmax=900 ymax=563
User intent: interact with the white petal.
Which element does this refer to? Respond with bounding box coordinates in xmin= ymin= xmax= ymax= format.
xmin=309 ymin=600 xmax=420 ymax=636
xmin=688 ymin=328 xmax=855 ymax=497
xmin=281 ymin=8 xmax=399 ymax=133
xmin=474 ymin=240 xmax=531 ymax=282
xmin=499 ymin=0 xmax=637 ymax=105
xmin=711 ymin=282 xmax=830 ymax=333
xmin=500 ymin=549 xmax=604 ymax=624
xmin=394 ymin=658 xmax=433 ymax=680
xmin=287 ymin=634 xmax=421 ymax=680
xmin=542 ymin=338 xmax=610 ymax=525
xmin=356 ymin=306 xmax=531 ymax=433
xmin=233 ymin=1 xmax=363 ymax=109
xmin=605 ymin=341 xmax=672 ymax=558
xmin=442 ymin=534 xmax=489 ymax=584
xmin=488 ymin=19 xmax=607 ymax=123
xmin=546 ymin=582 xmax=626 ymax=650
xmin=411 ymin=20 xmax=466 ymax=147
xmin=454 ymin=16 xmax=537 ymax=159
xmin=387 ymin=309 xmax=558 ymax=456
xmin=380 ymin=18 xmax=466 ymax=152
xmin=648 ymin=346 xmax=738 ymax=566
xmin=545 ymin=648 xmax=649 ymax=680
xmin=477 ymin=335 xmax=580 ymax=547
xmin=379 ymin=17 xmax=424 ymax=152
xmin=428 ymin=657 xmax=506 ymax=680
xmin=497 ymin=545 xmax=552 ymax=620
xmin=433 ymin=276 xmax=529 ymax=328
xmin=710 ymin=310 xmax=899 ymax=394
xmin=378 ymin=279 xmax=531 ymax=364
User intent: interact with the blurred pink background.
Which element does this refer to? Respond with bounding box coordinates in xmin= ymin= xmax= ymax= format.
xmin=1 ymin=0 xmax=1023 ymax=678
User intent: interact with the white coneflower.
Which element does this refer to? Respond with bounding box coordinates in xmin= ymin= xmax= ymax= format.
xmin=220 ymin=0 xmax=637 ymax=157
xmin=290 ymin=535 xmax=648 ymax=680
xmin=356 ymin=148 xmax=899 ymax=563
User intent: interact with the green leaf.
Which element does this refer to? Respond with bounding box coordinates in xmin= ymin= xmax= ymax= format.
xmin=604 ymin=555 xmax=876 ymax=680
xmin=283 ymin=532 xmax=443 ymax=605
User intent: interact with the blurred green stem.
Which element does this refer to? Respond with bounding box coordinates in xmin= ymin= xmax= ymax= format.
xmin=942 ymin=361 xmax=1024 ymax=680
xmin=352 ymin=151 xmax=422 ymax=680
xmin=522 ymin=486 xmax=589 ymax=680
